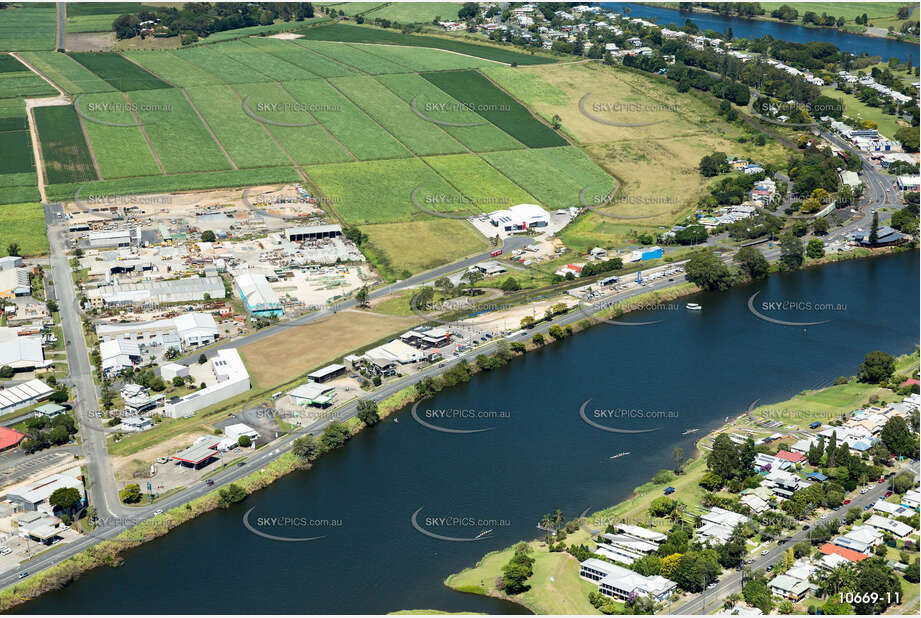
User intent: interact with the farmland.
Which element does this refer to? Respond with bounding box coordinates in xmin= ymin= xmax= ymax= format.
xmin=295 ymin=23 xmax=557 ymax=65
xmin=294 ymin=40 xmax=412 ymax=74
xmin=122 ymin=51 xmax=225 ymax=89
xmin=241 ymin=38 xmax=357 ymax=78
xmin=422 ymin=153 xmax=537 ymax=208
xmin=0 ymin=5 xmax=57 ymax=51
xmin=183 ymin=85 xmax=292 ymax=169
xmin=74 ymin=91 xmax=163 ymax=179
xmin=281 ymin=79 xmax=409 ymax=160
xmin=0 ymin=203 xmax=48 ymax=257
xmin=232 ymin=81 xmax=354 ymax=166
xmin=68 ymin=52 xmax=172 ymax=91
xmin=343 ymin=43 xmax=494 ymax=72
xmin=0 ymin=98 xmax=38 ymax=205
xmin=18 ymin=51 xmax=116 ymax=95
xmin=168 ymin=45 xmax=270 ymax=84
xmin=204 ymin=40 xmax=319 ymax=82
xmin=482 ymin=147 xmax=616 ymax=210
xmin=32 ymin=105 xmax=98 ymax=184
xmin=363 ymin=3 xmax=463 ymax=23
xmin=0 ymin=54 xmax=57 ymax=99
xmin=421 ymin=70 xmax=568 ymax=148
xmin=305 ymin=158 xmax=462 ymax=224
xmin=0 ymin=130 xmax=33 ymax=175
xmin=376 ymin=72 xmax=525 ymax=152
xmin=329 ymin=75 xmax=465 ymax=156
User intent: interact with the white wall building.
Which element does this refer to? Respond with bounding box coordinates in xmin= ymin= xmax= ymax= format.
xmin=163 ymin=348 xmax=250 ymax=418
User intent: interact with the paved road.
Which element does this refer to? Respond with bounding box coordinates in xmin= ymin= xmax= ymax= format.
xmin=174 ymin=235 xmax=534 ymax=365
xmin=674 ymin=460 xmax=920 ymax=615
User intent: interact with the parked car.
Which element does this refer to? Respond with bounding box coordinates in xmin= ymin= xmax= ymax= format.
xmin=843 ymin=499 xmax=851 ymax=505
xmin=153 ymin=509 xmax=163 ymax=515
xmin=877 ymin=477 xmax=885 ymax=483
xmin=802 ymin=524 xmax=810 ymax=530
xmin=17 ymin=571 xmax=28 ymax=579
xmin=860 ymin=488 xmax=869 ymax=494
xmin=205 ymin=479 xmax=214 ymax=486
xmin=0 ymin=547 xmax=11 ymax=556
xmin=766 ymin=565 xmax=774 ymax=572
xmin=664 ymin=486 xmax=675 ymax=495
xmin=761 ymin=550 xmax=769 ymax=556
xmin=885 ymin=491 xmax=893 ymax=497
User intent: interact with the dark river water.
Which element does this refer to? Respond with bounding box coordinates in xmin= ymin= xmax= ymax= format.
xmin=18 ymin=251 xmax=919 ymax=614
xmin=610 ymin=3 xmax=919 ymax=63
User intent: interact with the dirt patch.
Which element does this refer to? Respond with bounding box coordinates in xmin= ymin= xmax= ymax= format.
xmin=239 ymin=309 xmax=418 ymax=389
xmin=64 ymin=31 xmax=116 ymax=51
xmin=267 ymin=32 xmax=304 ymax=40
xmin=111 ymin=431 xmax=205 ymax=481
xmin=115 ymin=35 xmax=182 ymax=51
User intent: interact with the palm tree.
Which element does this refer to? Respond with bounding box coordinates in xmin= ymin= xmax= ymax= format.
xmin=6 ymin=243 xmax=20 ymax=257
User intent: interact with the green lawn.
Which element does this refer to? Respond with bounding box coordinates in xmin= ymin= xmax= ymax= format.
xmin=821 ymin=87 xmax=904 ymax=138
xmin=0 ymin=203 xmax=48 ymax=256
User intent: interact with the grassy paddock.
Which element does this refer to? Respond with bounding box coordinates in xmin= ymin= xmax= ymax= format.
xmin=33 ymin=105 xmax=98 ymax=184
xmin=0 ymin=202 xmax=48 ymax=256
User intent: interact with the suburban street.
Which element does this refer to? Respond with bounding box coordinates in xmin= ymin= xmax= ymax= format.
xmin=674 ymin=461 xmax=920 ymax=615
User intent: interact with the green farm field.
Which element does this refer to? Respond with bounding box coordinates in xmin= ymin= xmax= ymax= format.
xmin=346 ymin=42 xmax=495 ymax=72
xmin=170 ymin=45 xmax=273 ymax=84
xmin=32 ymin=105 xmax=98 ymax=184
xmin=422 ymin=153 xmax=537 ymax=208
xmin=329 ymin=75 xmax=465 ymax=156
xmin=204 ymin=40 xmax=319 ymax=82
xmin=68 ymin=52 xmax=172 ymax=91
xmin=375 ymin=72 xmax=525 ymax=152
xmin=0 ymin=5 xmax=57 ymax=52
xmin=294 ymin=40 xmax=412 ymax=74
xmin=18 ymin=51 xmax=116 ymax=94
xmin=184 ymin=85 xmax=292 ymax=169
xmin=422 ymin=70 xmax=567 ymax=148
xmin=232 ymin=81 xmax=354 ymax=166
xmin=65 ymin=14 xmax=121 ymax=34
xmin=0 ymin=98 xmax=38 ymax=204
xmin=45 ymin=166 xmax=301 ymax=202
xmin=0 ymin=130 xmax=34 ymax=175
xmin=241 ymin=38 xmax=357 ymax=78
xmin=281 ymin=78 xmax=409 ymax=160
xmin=0 ymin=203 xmax=48 ymax=256
xmin=128 ymin=88 xmax=232 ymax=174
xmin=364 ymin=3 xmax=462 ymax=23
xmin=74 ymin=91 xmax=163 ymax=178
xmin=122 ymin=51 xmax=224 ymax=89
xmin=306 ymin=157 xmax=463 ymax=224
xmin=0 ymin=54 xmax=57 ymax=99
xmin=361 ymin=218 xmax=487 ymax=277
xmin=482 ymin=147 xmax=616 ymax=210
xmin=294 ymin=23 xmax=556 ymax=65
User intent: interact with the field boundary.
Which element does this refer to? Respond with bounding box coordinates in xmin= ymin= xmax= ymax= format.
xmin=121 ymin=90 xmax=166 ymax=175
xmin=275 ymin=81 xmax=359 ymax=161
xmin=179 ymin=88 xmax=239 ymax=170
xmin=23 ymin=103 xmax=48 ymax=202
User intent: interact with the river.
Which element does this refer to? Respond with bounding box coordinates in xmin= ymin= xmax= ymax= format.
xmin=608 ymin=3 xmax=918 ymax=63
xmin=17 ymin=251 xmax=919 ymax=614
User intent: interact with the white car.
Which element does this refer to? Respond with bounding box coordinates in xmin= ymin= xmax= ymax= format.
xmin=860 ymin=488 xmax=869 ymax=494
xmin=153 ymin=509 xmax=163 ymax=515
xmin=761 ymin=550 xmax=769 ymax=556
xmin=0 ymin=546 xmax=11 ymax=556
xmin=820 ymin=514 xmax=828 ymax=519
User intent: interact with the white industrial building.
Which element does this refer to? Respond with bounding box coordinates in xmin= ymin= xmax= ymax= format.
xmin=4 ymin=472 xmax=84 ymax=514
xmin=488 ymin=203 xmax=550 ymax=231
xmin=0 ymin=267 xmax=31 ymax=297
xmin=160 ymin=362 xmax=190 ymax=381
xmin=0 ymin=378 xmax=53 ymax=414
xmin=163 ymin=348 xmax=250 ymax=418
xmin=0 ymin=329 xmax=48 ymax=371
xmin=96 ymin=312 xmax=219 ymax=350
xmin=99 ymin=339 xmax=142 ymax=376
xmin=86 ymin=276 xmax=226 ymax=308
xmin=88 ymin=229 xmax=136 ymax=249
xmin=224 ymin=423 xmax=259 ymax=443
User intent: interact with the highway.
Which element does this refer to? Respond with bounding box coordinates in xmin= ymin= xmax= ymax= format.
xmin=674 ymin=461 xmax=920 ymax=615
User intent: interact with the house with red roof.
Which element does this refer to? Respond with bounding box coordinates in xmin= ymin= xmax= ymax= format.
xmin=0 ymin=426 xmax=25 ymax=452
xmin=776 ymin=450 xmax=806 ymax=464
xmin=819 ymin=543 xmax=868 ymax=563
xmin=901 ymin=378 xmax=920 ymax=388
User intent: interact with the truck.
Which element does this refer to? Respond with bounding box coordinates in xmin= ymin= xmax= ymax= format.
xmin=490 ymin=249 xmax=503 ymax=257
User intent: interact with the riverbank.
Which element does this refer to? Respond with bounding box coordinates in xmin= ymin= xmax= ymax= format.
xmin=2 ymin=247 xmax=915 ymax=612
xmin=442 ymin=347 xmax=920 ymax=615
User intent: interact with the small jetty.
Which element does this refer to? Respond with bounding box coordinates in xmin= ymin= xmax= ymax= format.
xmin=609 ymin=451 xmax=630 ymax=459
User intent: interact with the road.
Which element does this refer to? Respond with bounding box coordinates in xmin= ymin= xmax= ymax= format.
xmin=674 ymin=460 xmax=920 ymax=615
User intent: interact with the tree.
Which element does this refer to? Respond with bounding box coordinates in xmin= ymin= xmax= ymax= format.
xmin=461 ymin=269 xmax=484 ymax=291
xmin=501 ymin=543 xmax=534 ymax=594
xmin=707 ymin=434 xmax=740 ymax=479
xmin=685 ymin=251 xmax=732 ymax=291
xmin=806 ymin=238 xmax=825 ymax=259
xmin=320 ymin=422 xmax=350 ymax=450
xmin=218 ymin=483 xmax=246 ymax=507
xmin=890 ymin=470 xmax=914 ymax=494
xmin=813 ymin=217 xmax=830 ymax=235
xmin=905 ymin=558 xmax=920 ymax=583
xmin=779 ymin=231 xmax=804 ymax=269
xmin=895 ymin=126 xmax=920 ymax=152
xmin=48 ymin=386 xmax=69 ymax=403
xmin=880 ymin=416 xmax=914 ymax=457
xmin=699 ymin=152 xmax=729 ymax=177
xmin=292 ymin=435 xmax=321 ymax=462
xmin=857 ymin=350 xmax=895 ymax=383
xmin=200 ymin=230 xmax=216 ymax=242
xmin=198 ymin=353 xmax=207 ymax=365
xmin=520 ymin=315 xmax=535 ymax=329
xmin=501 ymin=276 xmax=520 ymax=292
xmin=355 ymin=285 xmax=369 ymax=307
xmin=49 ymin=487 xmax=82 ymax=513
xmin=120 ymin=483 xmax=141 ymax=503
xmin=0 ymin=365 xmax=13 ymax=379
xmin=237 ymin=435 xmax=252 ymax=448
xmin=172 ymin=376 xmax=185 ymax=387
xmin=672 ymin=446 xmax=685 ymax=473
xmin=733 ymin=246 xmax=769 ymax=280
xmin=356 ymin=400 xmax=380 ymax=426
xmin=6 ymin=243 xmax=20 ymax=257
xmin=742 ymin=576 xmax=773 ymax=614
xmin=869 ymin=211 xmax=879 ymax=245
xmin=531 ymin=333 xmax=544 ymax=346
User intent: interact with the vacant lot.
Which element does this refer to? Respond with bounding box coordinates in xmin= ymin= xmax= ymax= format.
xmin=240 ymin=310 xmax=417 ymax=388
xmin=33 ymin=105 xmax=98 ymax=184
xmin=0 ymin=203 xmax=48 ymax=256
xmin=19 ymin=51 xmax=116 ymax=94
xmin=295 ymin=23 xmax=556 ymax=65
xmin=68 ymin=52 xmax=171 ymax=91
xmin=361 ymin=218 xmax=487 ymax=278
xmin=306 ymin=157 xmax=463 ymax=224
xmin=422 ymin=70 xmax=567 ymax=148
xmin=0 ymin=5 xmax=57 ymax=51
